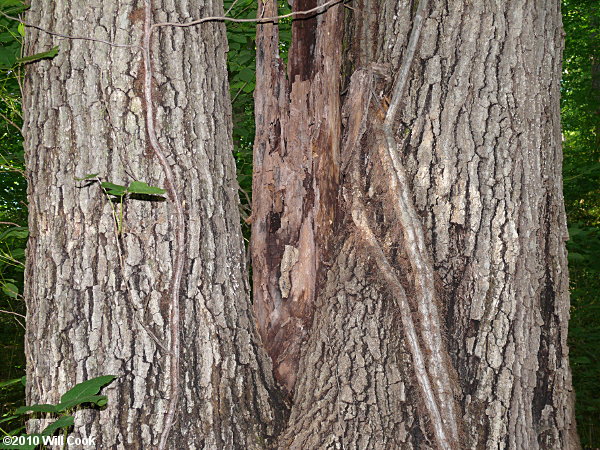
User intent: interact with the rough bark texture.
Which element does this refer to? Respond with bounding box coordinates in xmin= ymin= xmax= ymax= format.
xmin=252 ymin=0 xmax=342 ymax=394
xmin=23 ymin=0 xmax=285 ymax=448
xmin=255 ymin=0 xmax=580 ymax=448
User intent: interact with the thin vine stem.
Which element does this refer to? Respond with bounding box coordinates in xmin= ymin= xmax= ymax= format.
xmin=380 ymin=0 xmax=461 ymax=447
xmin=152 ymin=0 xmax=343 ymax=29
xmin=142 ymin=3 xmax=185 ymax=449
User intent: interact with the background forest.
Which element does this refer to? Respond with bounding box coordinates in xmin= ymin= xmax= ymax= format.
xmin=0 ymin=0 xmax=598 ymax=447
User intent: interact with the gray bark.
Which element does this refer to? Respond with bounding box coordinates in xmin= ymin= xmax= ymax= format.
xmin=23 ymin=0 xmax=285 ymax=448
xmin=22 ymin=0 xmax=580 ymax=448
xmin=256 ymin=0 xmax=580 ymax=448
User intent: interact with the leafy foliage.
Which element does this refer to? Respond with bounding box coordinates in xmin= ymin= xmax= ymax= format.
xmin=0 ymin=1 xmax=27 ymax=432
xmin=0 ymin=375 xmax=115 ymax=449
xmin=562 ymin=0 xmax=600 ymax=446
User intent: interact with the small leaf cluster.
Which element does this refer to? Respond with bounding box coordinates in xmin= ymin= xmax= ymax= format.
xmin=75 ymin=174 xmax=166 ymax=198
xmin=0 ymin=376 xmax=115 ymax=450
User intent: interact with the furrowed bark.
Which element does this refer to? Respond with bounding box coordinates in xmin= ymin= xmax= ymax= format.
xmin=23 ymin=0 xmax=284 ymax=447
xmin=272 ymin=0 xmax=579 ymax=447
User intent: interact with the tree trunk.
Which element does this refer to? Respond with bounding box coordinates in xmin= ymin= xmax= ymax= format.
xmin=254 ymin=0 xmax=580 ymax=448
xmin=23 ymin=0 xmax=285 ymax=447
xmin=22 ymin=0 xmax=580 ymax=447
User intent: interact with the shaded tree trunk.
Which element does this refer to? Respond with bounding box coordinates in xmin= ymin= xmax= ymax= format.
xmin=22 ymin=0 xmax=580 ymax=447
xmin=23 ymin=0 xmax=285 ymax=447
xmin=253 ymin=0 xmax=580 ymax=448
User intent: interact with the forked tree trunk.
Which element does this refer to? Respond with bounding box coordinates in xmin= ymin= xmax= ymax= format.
xmin=253 ymin=0 xmax=580 ymax=448
xmin=23 ymin=0 xmax=285 ymax=447
xmin=23 ymin=0 xmax=580 ymax=448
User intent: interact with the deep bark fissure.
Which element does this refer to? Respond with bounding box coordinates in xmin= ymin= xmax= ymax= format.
xmin=24 ymin=1 xmax=289 ymax=447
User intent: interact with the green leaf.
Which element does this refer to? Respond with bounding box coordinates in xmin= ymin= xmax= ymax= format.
xmin=59 ymin=375 xmax=116 ymax=408
xmin=16 ymin=46 xmax=59 ymax=64
xmin=0 ymin=378 xmax=22 ymax=389
xmin=17 ymin=22 xmax=24 ymax=37
xmin=15 ymin=404 xmax=57 ymax=414
xmin=75 ymin=173 xmax=99 ymax=181
xmin=238 ymin=68 xmax=254 ymax=83
xmin=0 ymin=415 xmax=18 ymax=424
xmin=21 ymin=376 xmax=26 ymax=386
xmin=0 ymin=227 xmax=28 ymax=241
xmin=101 ymin=182 xmax=127 ymax=196
xmin=127 ymin=181 xmax=166 ymax=195
xmin=56 ymin=394 xmax=108 ymax=412
xmin=0 ymin=0 xmax=29 ymax=15
xmin=41 ymin=415 xmax=74 ymax=436
xmin=2 ymin=282 xmax=19 ymax=298
xmin=10 ymin=248 xmax=25 ymax=260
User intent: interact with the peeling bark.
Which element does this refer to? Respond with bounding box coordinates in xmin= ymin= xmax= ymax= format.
xmin=252 ymin=0 xmax=342 ymax=394
xmin=256 ymin=0 xmax=580 ymax=448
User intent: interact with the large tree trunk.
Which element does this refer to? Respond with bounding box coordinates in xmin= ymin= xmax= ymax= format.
xmin=22 ymin=0 xmax=580 ymax=447
xmin=253 ymin=0 xmax=580 ymax=448
xmin=23 ymin=0 xmax=285 ymax=447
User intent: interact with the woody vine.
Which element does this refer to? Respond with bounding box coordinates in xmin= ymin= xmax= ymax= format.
xmin=3 ymin=0 xmax=344 ymax=447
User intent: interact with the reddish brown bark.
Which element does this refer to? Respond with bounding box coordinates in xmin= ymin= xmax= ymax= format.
xmin=252 ymin=0 xmax=343 ymax=394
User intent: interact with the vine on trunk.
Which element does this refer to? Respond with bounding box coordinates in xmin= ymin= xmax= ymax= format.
xmin=345 ymin=0 xmax=463 ymax=447
xmin=13 ymin=0 xmax=345 ymax=445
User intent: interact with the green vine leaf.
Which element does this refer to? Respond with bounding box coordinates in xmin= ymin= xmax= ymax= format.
xmin=128 ymin=180 xmax=166 ymax=195
xmin=1 ymin=282 xmax=18 ymax=298
xmin=15 ymin=46 xmax=59 ymax=65
xmin=2 ymin=283 xmax=19 ymax=298
xmin=41 ymin=416 xmax=74 ymax=436
xmin=57 ymin=375 xmax=116 ymax=410
xmin=15 ymin=404 xmax=57 ymax=414
xmin=101 ymin=182 xmax=127 ymax=197
xmin=0 ymin=378 xmax=22 ymax=389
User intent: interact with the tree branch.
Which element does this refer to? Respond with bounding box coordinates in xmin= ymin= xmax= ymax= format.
xmin=152 ymin=0 xmax=343 ymax=29
xmin=0 ymin=11 xmax=137 ymax=49
xmin=0 ymin=308 xmax=26 ymax=320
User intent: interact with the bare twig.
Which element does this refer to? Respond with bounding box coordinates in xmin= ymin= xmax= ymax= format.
xmin=0 ymin=151 xmax=25 ymax=176
xmin=231 ymin=81 xmax=248 ymax=104
xmin=0 ymin=308 xmax=26 ymax=320
xmin=152 ymin=0 xmax=343 ymax=29
xmin=0 ymin=11 xmax=137 ymax=49
xmin=0 ymin=222 xmax=21 ymax=227
xmin=224 ymin=0 xmax=242 ymax=17
xmin=0 ymin=254 xmax=26 ymax=268
xmin=0 ymin=110 xmax=21 ymax=133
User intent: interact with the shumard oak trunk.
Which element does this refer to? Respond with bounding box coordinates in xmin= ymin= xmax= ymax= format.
xmin=23 ymin=0 xmax=285 ymax=448
xmin=23 ymin=0 xmax=579 ymax=449
xmin=252 ymin=0 xmax=580 ymax=448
